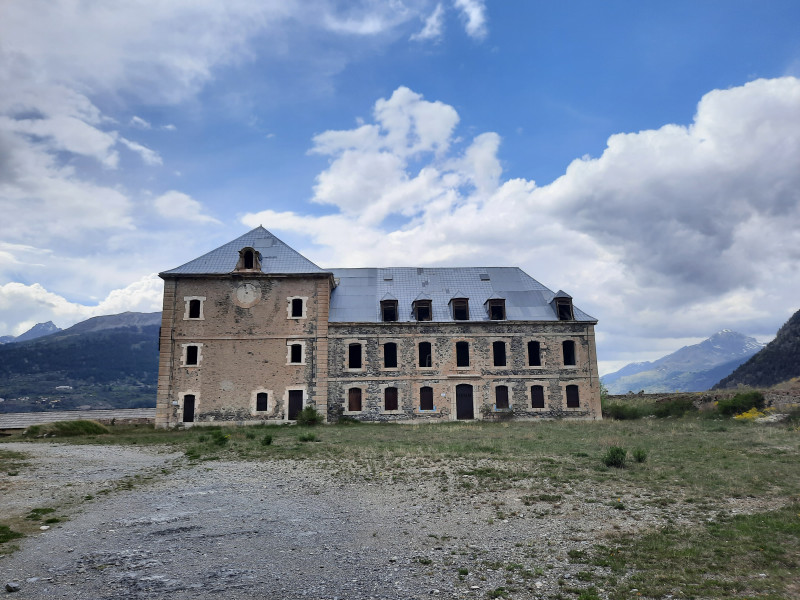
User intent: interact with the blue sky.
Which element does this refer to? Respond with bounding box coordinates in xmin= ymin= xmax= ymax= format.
xmin=1 ymin=0 xmax=799 ymax=374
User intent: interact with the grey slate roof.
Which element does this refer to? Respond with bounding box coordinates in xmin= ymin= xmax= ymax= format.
xmin=161 ymin=227 xmax=326 ymax=275
xmin=329 ymin=267 xmax=597 ymax=323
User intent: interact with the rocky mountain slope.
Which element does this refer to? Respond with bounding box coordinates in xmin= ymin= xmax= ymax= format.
xmin=602 ymin=330 xmax=764 ymax=394
xmin=714 ymin=309 xmax=800 ymax=389
xmin=0 ymin=312 xmax=160 ymax=412
xmin=0 ymin=321 xmax=62 ymax=344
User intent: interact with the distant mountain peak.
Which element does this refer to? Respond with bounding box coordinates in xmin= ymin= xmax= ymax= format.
xmin=12 ymin=321 xmax=62 ymax=343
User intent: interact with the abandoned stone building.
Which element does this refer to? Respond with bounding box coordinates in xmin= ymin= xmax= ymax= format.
xmin=155 ymin=226 xmax=601 ymax=427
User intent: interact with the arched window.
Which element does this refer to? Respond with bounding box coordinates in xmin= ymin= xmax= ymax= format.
xmin=419 ymin=386 xmax=434 ymax=410
xmin=243 ymin=250 xmax=254 ymax=269
xmin=256 ymin=392 xmax=268 ymax=412
xmin=348 ymin=388 xmax=362 ymax=412
xmin=182 ymin=394 xmax=195 ymax=422
xmin=495 ymin=385 xmax=509 ymax=409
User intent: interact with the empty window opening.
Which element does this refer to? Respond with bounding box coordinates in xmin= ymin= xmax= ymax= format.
xmin=566 ymin=385 xmax=580 ymax=408
xmin=290 ymin=343 xmax=302 ymax=364
xmin=182 ymin=394 xmax=195 ymax=423
xmin=288 ymin=390 xmax=303 ymax=420
xmin=348 ymin=388 xmax=362 ymax=412
xmin=495 ymin=385 xmax=509 ymax=409
xmin=419 ymin=386 xmax=434 ymax=411
xmin=348 ymin=343 xmax=362 ymax=369
xmin=456 ymin=341 xmax=470 ymax=367
xmin=243 ymin=250 xmax=254 ymax=270
xmin=188 ymin=299 xmax=201 ymax=319
xmin=414 ymin=300 xmax=432 ymax=321
xmin=419 ymin=342 xmax=432 ymax=367
xmin=562 ymin=340 xmax=576 ymax=366
xmin=488 ymin=299 xmax=506 ymax=320
xmin=384 ymin=387 xmax=398 ymax=411
xmin=556 ymin=298 xmax=574 ymax=321
xmin=452 ymin=299 xmax=469 ymax=320
xmin=528 ymin=341 xmax=542 ymax=366
xmin=381 ymin=300 xmax=398 ymax=322
xmin=493 ymin=341 xmax=507 ymax=367
xmin=291 ymin=298 xmax=304 ymax=317
xmin=384 ymin=342 xmax=398 ymax=368
xmin=531 ymin=385 xmax=545 ymax=409
xmin=256 ymin=392 xmax=268 ymax=412
xmin=186 ymin=345 xmax=199 ymax=366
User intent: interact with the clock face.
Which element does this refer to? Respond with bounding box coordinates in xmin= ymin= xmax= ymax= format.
xmin=234 ymin=282 xmax=260 ymax=307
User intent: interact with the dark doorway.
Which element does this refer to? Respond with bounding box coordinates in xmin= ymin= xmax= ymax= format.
xmin=456 ymin=384 xmax=474 ymax=420
xmin=288 ymin=390 xmax=303 ymax=420
xmin=182 ymin=395 xmax=195 ymax=423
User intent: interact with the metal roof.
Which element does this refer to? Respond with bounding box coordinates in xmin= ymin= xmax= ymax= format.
xmin=161 ymin=226 xmax=326 ymax=275
xmin=329 ymin=267 xmax=596 ymax=323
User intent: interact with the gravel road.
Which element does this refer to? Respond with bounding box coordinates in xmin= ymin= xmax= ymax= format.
xmin=0 ymin=442 xmax=730 ymax=599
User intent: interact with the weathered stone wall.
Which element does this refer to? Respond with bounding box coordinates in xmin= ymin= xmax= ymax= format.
xmin=155 ymin=274 xmax=331 ymax=427
xmin=327 ymin=321 xmax=601 ymax=422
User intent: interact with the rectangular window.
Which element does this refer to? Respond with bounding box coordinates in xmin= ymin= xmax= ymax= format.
xmin=348 ymin=343 xmax=362 ymax=369
xmin=566 ymin=385 xmax=580 ymax=408
xmin=256 ymin=392 xmax=268 ymax=412
xmin=419 ymin=386 xmax=434 ymax=411
xmin=556 ymin=299 xmax=574 ymax=321
xmin=488 ymin=299 xmax=505 ymax=320
xmin=493 ymin=341 xmax=507 ymax=367
xmin=563 ymin=340 xmax=576 ymax=366
xmin=348 ymin=388 xmax=362 ymax=412
xmin=183 ymin=296 xmax=205 ymax=320
xmin=381 ymin=300 xmax=398 ymax=322
xmin=419 ymin=342 xmax=432 ymax=367
xmin=384 ymin=387 xmax=398 ymax=411
xmin=414 ymin=300 xmax=432 ymax=322
xmin=185 ymin=345 xmax=199 ymax=366
xmin=290 ymin=343 xmax=302 ymax=364
xmin=188 ymin=299 xmax=201 ymax=319
xmin=456 ymin=341 xmax=470 ymax=367
xmin=528 ymin=341 xmax=541 ymax=366
xmin=384 ymin=342 xmax=398 ymax=368
xmin=452 ymin=299 xmax=469 ymax=320
xmin=291 ymin=298 xmax=304 ymax=318
xmin=531 ymin=385 xmax=545 ymax=408
xmin=495 ymin=385 xmax=509 ymax=409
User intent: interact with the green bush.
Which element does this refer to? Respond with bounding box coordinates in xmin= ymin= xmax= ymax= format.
xmin=336 ymin=416 xmax=362 ymax=425
xmin=24 ymin=420 xmax=109 ymax=437
xmin=210 ymin=430 xmax=229 ymax=446
xmin=603 ymin=403 xmax=644 ymax=420
xmin=261 ymin=434 xmax=273 ymax=446
xmin=296 ymin=405 xmax=323 ymax=426
xmin=653 ymin=397 xmax=696 ymax=418
xmin=298 ymin=433 xmax=317 ymax=442
xmin=603 ymin=446 xmax=627 ymax=468
xmin=717 ymin=391 xmax=765 ymax=416
xmin=633 ymin=448 xmax=648 ymax=463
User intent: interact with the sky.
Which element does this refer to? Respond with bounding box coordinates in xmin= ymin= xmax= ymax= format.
xmin=1 ymin=1 xmax=799 ymax=375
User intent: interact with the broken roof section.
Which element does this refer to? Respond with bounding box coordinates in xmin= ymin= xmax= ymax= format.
xmin=329 ymin=267 xmax=596 ymax=323
xmin=160 ymin=226 xmax=327 ymax=276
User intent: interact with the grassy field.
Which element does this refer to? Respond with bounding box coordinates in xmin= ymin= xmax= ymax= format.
xmin=2 ymin=410 xmax=799 ymax=599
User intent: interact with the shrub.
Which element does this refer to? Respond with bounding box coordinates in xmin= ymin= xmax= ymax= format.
xmin=603 ymin=403 xmax=644 ymax=420
xmin=603 ymin=446 xmax=627 ymax=468
xmin=632 ymin=448 xmax=648 ymax=463
xmin=653 ymin=397 xmax=696 ymax=418
xmin=261 ymin=434 xmax=273 ymax=446
xmin=210 ymin=430 xmax=229 ymax=446
xmin=298 ymin=433 xmax=317 ymax=442
xmin=24 ymin=420 xmax=109 ymax=437
xmin=717 ymin=391 xmax=765 ymax=416
xmin=336 ymin=416 xmax=362 ymax=425
xmin=296 ymin=406 xmax=323 ymax=426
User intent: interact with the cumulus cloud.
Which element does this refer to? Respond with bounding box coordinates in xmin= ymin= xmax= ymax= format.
xmin=154 ymin=191 xmax=222 ymax=224
xmin=245 ymin=78 xmax=800 ymax=371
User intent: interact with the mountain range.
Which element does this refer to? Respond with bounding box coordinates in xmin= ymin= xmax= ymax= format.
xmin=0 ymin=312 xmax=160 ymax=412
xmin=602 ymin=330 xmax=765 ymax=394
xmin=0 ymin=321 xmax=62 ymax=344
xmin=714 ymin=308 xmax=800 ymax=389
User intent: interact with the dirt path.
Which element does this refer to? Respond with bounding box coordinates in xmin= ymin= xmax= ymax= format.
xmin=0 ymin=443 xmax=702 ymax=599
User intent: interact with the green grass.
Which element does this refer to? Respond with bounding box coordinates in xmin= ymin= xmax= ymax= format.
xmin=0 ymin=525 xmax=24 ymax=545
xmin=24 ymin=420 xmax=109 ymax=437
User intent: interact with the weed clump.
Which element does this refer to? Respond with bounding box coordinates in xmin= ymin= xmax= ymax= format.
xmin=653 ymin=397 xmax=696 ymax=418
xmin=296 ymin=406 xmax=323 ymax=426
xmin=0 ymin=525 xmax=24 ymax=545
xmin=632 ymin=448 xmax=648 ymax=463
xmin=261 ymin=434 xmax=273 ymax=446
xmin=298 ymin=433 xmax=318 ymax=442
xmin=717 ymin=391 xmax=765 ymax=416
xmin=603 ymin=403 xmax=644 ymax=420
xmin=24 ymin=420 xmax=109 ymax=437
xmin=602 ymin=446 xmax=627 ymax=468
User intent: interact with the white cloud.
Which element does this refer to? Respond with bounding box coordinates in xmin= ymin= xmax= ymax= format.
xmin=130 ymin=116 xmax=152 ymax=129
xmin=0 ymin=275 xmax=163 ymax=337
xmin=411 ymin=3 xmax=445 ymax=41
xmin=245 ymin=79 xmax=800 ymax=369
xmin=154 ymin=191 xmax=222 ymax=224
xmin=119 ymin=137 xmax=163 ymax=166
xmin=454 ymin=0 xmax=487 ymax=40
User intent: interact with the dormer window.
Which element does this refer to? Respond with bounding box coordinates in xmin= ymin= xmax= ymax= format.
xmin=487 ymin=298 xmax=505 ymax=320
xmin=413 ymin=299 xmax=432 ymax=322
xmin=381 ymin=299 xmax=398 ymax=322
xmin=551 ymin=291 xmax=574 ymax=321
xmin=451 ymin=298 xmax=469 ymax=321
xmin=235 ymin=247 xmax=261 ymax=272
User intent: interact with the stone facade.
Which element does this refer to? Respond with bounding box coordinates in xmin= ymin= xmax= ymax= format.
xmin=155 ymin=227 xmax=601 ymax=427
